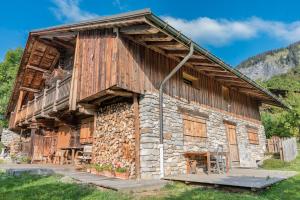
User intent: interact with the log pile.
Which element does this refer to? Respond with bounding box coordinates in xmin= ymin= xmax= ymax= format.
xmin=93 ymin=102 xmax=136 ymax=178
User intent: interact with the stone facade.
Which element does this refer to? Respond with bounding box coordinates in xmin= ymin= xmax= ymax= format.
xmin=93 ymin=101 xmax=136 ymax=178
xmin=139 ymin=93 xmax=266 ymax=179
xmin=0 ymin=129 xmax=24 ymax=155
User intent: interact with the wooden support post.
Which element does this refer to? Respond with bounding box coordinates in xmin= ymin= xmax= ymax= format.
xmin=41 ymin=89 xmax=47 ymax=116
xmin=30 ymin=127 xmax=37 ymax=160
xmin=133 ymin=93 xmax=141 ymax=179
xmin=33 ymin=95 xmax=37 ymax=121
xmin=69 ymin=35 xmax=80 ymax=111
xmin=25 ymin=101 xmax=29 ymax=122
xmin=14 ymin=91 xmax=24 ymax=125
xmin=207 ymin=152 xmax=211 ymax=175
xmin=53 ymin=80 xmax=60 ymax=112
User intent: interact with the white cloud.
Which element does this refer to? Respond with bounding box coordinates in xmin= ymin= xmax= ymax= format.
xmin=163 ymin=16 xmax=300 ymax=46
xmin=49 ymin=1 xmax=300 ymax=46
xmin=113 ymin=0 xmax=127 ymax=11
xmin=51 ymin=0 xmax=98 ymax=22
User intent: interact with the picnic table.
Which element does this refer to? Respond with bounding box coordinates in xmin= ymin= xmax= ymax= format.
xmin=60 ymin=146 xmax=83 ymax=165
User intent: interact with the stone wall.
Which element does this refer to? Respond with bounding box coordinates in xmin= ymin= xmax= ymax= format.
xmin=0 ymin=129 xmax=24 ymax=155
xmin=93 ymin=101 xmax=136 ymax=178
xmin=139 ymin=93 xmax=266 ymax=179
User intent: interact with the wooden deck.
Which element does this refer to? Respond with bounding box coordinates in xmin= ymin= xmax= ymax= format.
xmin=164 ymin=168 xmax=297 ymax=189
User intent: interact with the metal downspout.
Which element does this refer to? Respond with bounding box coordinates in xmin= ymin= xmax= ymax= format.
xmin=159 ymin=43 xmax=194 ymax=178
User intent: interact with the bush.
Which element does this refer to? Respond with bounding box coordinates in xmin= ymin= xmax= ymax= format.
xmin=115 ymin=167 xmax=127 ymax=173
xmin=102 ymin=163 xmax=113 ymax=171
xmin=94 ymin=164 xmax=103 ymax=172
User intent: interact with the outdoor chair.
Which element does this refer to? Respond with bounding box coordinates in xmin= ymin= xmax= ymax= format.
xmin=75 ymin=145 xmax=92 ymax=165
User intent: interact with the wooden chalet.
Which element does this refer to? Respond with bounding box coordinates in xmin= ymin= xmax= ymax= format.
xmin=7 ymin=9 xmax=285 ymax=179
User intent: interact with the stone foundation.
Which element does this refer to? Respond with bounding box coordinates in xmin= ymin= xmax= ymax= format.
xmin=139 ymin=93 xmax=266 ymax=179
xmin=93 ymin=101 xmax=136 ymax=178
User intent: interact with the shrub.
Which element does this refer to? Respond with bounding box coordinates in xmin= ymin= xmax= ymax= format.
xmin=102 ymin=163 xmax=113 ymax=171
xmin=115 ymin=167 xmax=127 ymax=173
xmin=94 ymin=164 xmax=103 ymax=172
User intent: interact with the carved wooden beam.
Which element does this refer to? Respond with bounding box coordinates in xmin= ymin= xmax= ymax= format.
xmin=106 ymin=89 xmax=133 ymax=97
xmin=120 ymin=24 xmax=159 ymax=34
xmin=78 ymin=104 xmax=95 ymax=116
xmin=134 ymin=32 xmax=172 ymax=41
xmin=26 ymin=65 xmax=49 ymax=73
xmin=53 ymin=37 xmax=74 ymax=49
xmin=20 ymin=86 xmax=40 ymax=93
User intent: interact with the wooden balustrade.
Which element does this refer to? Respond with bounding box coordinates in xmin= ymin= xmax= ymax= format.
xmin=13 ymin=76 xmax=72 ymax=127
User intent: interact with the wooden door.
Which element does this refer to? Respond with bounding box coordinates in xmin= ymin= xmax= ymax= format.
xmin=226 ymin=124 xmax=240 ymax=165
xmin=57 ymin=125 xmax=71 ymax=149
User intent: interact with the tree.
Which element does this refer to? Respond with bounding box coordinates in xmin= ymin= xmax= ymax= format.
xmin=0 ymin=48 xmax=23 ymax=127
xmin=260 ymin=66 xmax=300 ymax=138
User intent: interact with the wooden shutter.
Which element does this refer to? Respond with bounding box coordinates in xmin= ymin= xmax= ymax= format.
xmin=80 ymin=117 xmax=94 ymax=144
xmin=248 ymin=128 xmax=259 ymax=144
xmin=183 ymin=115 xmax=207 ymax=138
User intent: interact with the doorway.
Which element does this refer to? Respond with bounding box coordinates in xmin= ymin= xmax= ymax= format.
xmin=225 ymin=123 xmax=240 ymax=166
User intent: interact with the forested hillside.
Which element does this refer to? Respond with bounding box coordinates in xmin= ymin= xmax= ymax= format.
xmin=258 ymin=66 xmax=300 ymax=138
xmin=0 ymin=48 xmax=23 ymax=127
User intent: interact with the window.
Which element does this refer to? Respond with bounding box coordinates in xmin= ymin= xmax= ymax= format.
xmin=183 ymin=115 xmax=207 ymax=138
xmin=183 ymin=78 xmax=193 ymax=86
xmin=182 ymin=72 xmax=198 ymax=87
xmin=248 ymin=128 xmax=259 ymax=144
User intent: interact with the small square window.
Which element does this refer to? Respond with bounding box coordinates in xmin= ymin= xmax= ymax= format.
xmin=248 ymin=128 xmax=259 ymax=145
xmin=182 ymin=72 xmax=198 ymax=87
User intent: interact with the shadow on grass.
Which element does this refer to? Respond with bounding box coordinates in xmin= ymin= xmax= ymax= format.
xmin=0 ymin=173 xmax=131 ymax=200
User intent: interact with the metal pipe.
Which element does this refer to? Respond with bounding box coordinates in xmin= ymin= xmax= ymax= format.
xmin=158 ymin=43 xmax=194 ymax=178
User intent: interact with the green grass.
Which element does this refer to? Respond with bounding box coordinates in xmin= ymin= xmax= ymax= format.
xmin=0 ymin=173 xmax=131 ymax=200
xmin=146 ymin=154 xmax=300 ymax=199
xmin=1 ymin=155 xmax=300 ymax=200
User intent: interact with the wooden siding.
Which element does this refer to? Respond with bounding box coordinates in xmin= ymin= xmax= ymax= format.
xmin=116 ymin=37 xmax=260 ymax=120
xmin=74 ymin=30 xmax=260 ymax=120
xmin=57 ymin=125 xmax=71 ymax=149
xmin=76 ymin=29 xmax=118 ymax=101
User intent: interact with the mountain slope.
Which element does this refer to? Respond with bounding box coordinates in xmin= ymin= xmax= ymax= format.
xmin=237 ymin=41 xmax=300 ymax=80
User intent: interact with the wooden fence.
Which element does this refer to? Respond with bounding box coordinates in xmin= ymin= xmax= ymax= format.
xmin=266 ymin=136 xmax=298 ymax=162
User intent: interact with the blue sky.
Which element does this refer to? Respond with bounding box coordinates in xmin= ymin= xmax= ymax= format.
xmin=1 ymin=0 xmax=300 ymax=66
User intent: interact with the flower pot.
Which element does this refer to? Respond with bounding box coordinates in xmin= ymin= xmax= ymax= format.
xmin=91 ymin=168 xmax=97 ymax=174
xmin=115 ymin=171 xmax=129 ymax=180
xmin=103 ymin=170 xmax=114 ymax=177
xmin=99 ymin=171 xmax=105 ymax=176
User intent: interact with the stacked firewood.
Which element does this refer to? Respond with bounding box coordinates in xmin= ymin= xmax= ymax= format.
xmin=93 ymin=102 xmax=136 ymax=178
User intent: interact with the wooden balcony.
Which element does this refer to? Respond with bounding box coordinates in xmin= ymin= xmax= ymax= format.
xmin=13 ymin=75 xmax=72 ymax=127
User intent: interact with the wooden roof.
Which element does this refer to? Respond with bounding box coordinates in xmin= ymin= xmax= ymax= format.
xmin=7 ymin=9 xmax=286 ymax=115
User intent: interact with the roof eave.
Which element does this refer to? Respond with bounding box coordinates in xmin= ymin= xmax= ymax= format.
xmin=145 ymin=13 xmax=288 ymax=109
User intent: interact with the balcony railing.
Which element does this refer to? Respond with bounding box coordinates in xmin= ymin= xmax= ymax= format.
xmin=13 ymin=75 xmax=72 ymax=126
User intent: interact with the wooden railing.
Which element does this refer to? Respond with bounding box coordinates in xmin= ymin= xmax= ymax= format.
xmin=14 ymin=76 xmax=72 ymax=126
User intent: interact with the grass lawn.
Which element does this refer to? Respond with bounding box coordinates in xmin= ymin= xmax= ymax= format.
xmin=1 ymin=155 xmax=300 ymax=200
